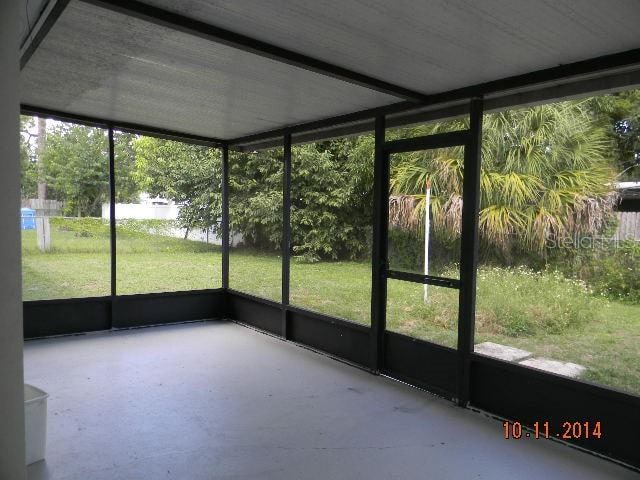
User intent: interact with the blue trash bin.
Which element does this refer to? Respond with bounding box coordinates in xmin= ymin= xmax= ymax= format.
xmin=21 ymin=208 xmax=36 ymax=230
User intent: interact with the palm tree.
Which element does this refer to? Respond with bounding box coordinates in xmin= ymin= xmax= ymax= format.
xmin=389 ymin=101 xmax=617 ymax=256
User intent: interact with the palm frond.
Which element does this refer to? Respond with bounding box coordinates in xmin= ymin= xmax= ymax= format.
xmin=388 ymin=100 xmax=618 ymax=255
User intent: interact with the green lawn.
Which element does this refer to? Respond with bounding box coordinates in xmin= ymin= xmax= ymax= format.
xmin=22 ymin=220 xmax=640 ymax=396
xmin=22 ymin=227 xmax=221 ymax=297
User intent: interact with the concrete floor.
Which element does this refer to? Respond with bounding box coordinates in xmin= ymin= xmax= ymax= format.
xmin=24 ymin=321 xmax=638 ymax=480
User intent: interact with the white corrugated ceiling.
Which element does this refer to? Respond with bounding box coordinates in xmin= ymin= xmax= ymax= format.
xmin=20 ymin=0 xmax=640 ymax=140
xmin=142 ymin=0 xmax=640 ymax=94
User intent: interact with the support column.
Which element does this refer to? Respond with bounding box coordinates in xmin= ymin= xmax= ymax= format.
xmin=108 ymin=127 xmax=117 ymax=299
xmin=108 ymin=126 xmax=117 ymax=329
xmin=0 ymin=0 xmax=27 ymax=477
xmin=281 ymin=133 xmax=292 ymax=338
xmin=221 ymin=145 xmax=230 ymax=289
xmin=457 ymin=97 xmax=484 ymax=406
xmin=370 ymin=115 xmax=388 ymax=371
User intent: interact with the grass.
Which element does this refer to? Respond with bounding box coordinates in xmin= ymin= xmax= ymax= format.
xmin=22 ymin=221 xmax=221 ymax=298
xmin=21 ymin=218 xmax=640 ymax=396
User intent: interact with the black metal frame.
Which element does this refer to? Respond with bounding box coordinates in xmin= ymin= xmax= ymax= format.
xmin=24 ymin=289 xmax=225 ymax=338
xmin=221 ymin=145 xmax=230 ymax=289
xmin=229 ymin=48 xmax=640 ymax=148
xmin=18 ymin=0 xmax=640 ymax=471
xmin=21 ymin=105 xmax=226 ymax=148
xmin=457 ymin=98 xmax=483 ymax=406
xmin=281 ymin=133 xmax=293 ymax=339
xmin=21 ymin=93 xmax=640 ymax=474
xmin=108 ymin=126 xmax=117 ymax=298
xmin=376 ymin=102 xmax=482 ymax=408
xmin=386 ymin=270 xmax=459 ymax=289
xmin=370 ymin=115 xmax=387 ymax=371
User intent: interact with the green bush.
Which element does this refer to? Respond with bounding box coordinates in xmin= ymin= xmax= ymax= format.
xmin=571 ymin=241 xmax=640 ymax=303
xmin=387 ymin=227 xmax=460 ymax=275
xmin=290 ymin=141 xmax=374 ymax=262
xmin=387 ymin=228 xmax=422 ymax=271
xmin=230 ymin=138 xmax=376 ymax=261
xmin=476 ymin=266 xmax=594 ymax=337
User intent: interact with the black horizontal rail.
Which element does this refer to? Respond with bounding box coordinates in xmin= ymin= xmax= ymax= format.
xmin=23 ymin=288 xmax=225 ymax=307
xmin=226 ymin=288 xmax=372 ymax=335
xmin=470 ymin=352 xmax=640 ymax=407
xmin=386 ymin=270 xmax=460 ymax=289
xmin=20 ymin=104 xmax=227 ymax=147
xmin=241 ymin=66 xmax=640 ymax=152
xmin=383 ymin=130 xmax=470 ymax=154
xmin=231 ymin=101 xmax=414 ymax=147
xmin=230 ymin=48 xmax=640 ymax=147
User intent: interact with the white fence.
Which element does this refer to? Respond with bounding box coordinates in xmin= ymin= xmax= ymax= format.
xmin=102 ymin=203 xmax=180 ymax=220
xmin=101 ymin=203 xmax=242 ymax=246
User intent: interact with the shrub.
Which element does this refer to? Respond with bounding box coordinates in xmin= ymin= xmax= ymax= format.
xmin=231 ymin=138 xmax=376 ymax=261
xmin=571 ymin=241 xmax=640 ymax=303
xmin=476 ymin=266 xmax=594 ymax=337
xmin=387 ymin=227 xmax=460 ymax=275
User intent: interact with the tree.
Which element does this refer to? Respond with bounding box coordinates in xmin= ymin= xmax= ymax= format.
xmin=133 ymin=137 xmax=222 ymax=234
xmin=229 ymin=148 xmax=283 ymax=249
xmin=36 ymin=117 xmax=47 ymax=200
xmin=20 ymin=116 xmax=38 ymax=199
xmin=389 ymin=101 xmax=617 ymax=260
xmin=113 ymin=132 xmax=143 ymax=203
xmin=586 ymin=90 xmax=640 ymax=179
xmin=291 ymin=139 xmax=373 ymax=261
xmin=228 ymin=137 xmax=375 ymax=261
xmin=43 ymin=123 xmax=110 ymax=217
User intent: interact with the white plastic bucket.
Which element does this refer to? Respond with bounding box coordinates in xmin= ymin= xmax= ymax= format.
xmin=24 ymin=384 xmax=48 ymax=465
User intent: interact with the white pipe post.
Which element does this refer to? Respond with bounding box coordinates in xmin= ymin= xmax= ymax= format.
xmin=423 ymin=179 xmax=431 ymax=304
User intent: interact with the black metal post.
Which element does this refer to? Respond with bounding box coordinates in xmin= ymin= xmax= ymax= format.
xmin=221 ymin=145 xmax=230 ymax=289
xmin=107 ymin=126 xmax=117 ymax=329
xmin=281 ymin=132 xmax=292 ymax=338
xmin=370 ymin=115 xmax=388 ymax=371
xmin=457 ymin=98 xmax=484 ymax=406
xmin=108 ymin=126 xmax=116 ymax=298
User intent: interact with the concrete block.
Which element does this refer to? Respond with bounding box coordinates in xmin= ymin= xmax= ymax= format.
xmin=519 ymin=357 xmax=586 ymax=378
xmin=474 ymin=342 xmax=532 ymax=362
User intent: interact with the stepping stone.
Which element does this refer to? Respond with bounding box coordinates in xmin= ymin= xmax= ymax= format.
xmin=474 ymin=342 xmax=532 ymax=362
xmin=519 ymin=357 xmax=586 ymax=378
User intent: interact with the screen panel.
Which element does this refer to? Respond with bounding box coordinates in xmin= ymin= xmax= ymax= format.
xmin=388 ymin=147 xmax=463 ymax=279
xmin=21 ymin=116 xmax=110 ymax=301
xmin=289 ymin=135 xmax=374 ymax=325
xmin=228 ymin=148 xmax=283 ymax=302
xmin=472 ymin=95 xmax=640 ymax=397
xmin=114 ymin=133 xmax=222 ymax=295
